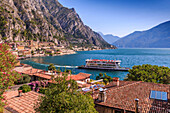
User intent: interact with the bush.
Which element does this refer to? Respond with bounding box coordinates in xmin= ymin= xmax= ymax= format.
xmin=96 ymin=73 xmax=113 ymax=84
xmin=18 ymin=84 xmax=31 ymax=93
xmin=15 ymin=74 xmax=31 ymax=84
xmin=39 ymin=88 xmax=48 ymax=94
xmin=124 ymin=64 xmax=170 ymax=84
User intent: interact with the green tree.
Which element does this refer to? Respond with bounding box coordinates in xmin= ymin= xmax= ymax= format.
xmin=18 ymin=84 xmax=31 ymax=93
xmin=96 ymin=73 xmax=113 ymax=84
xmin=0 ymin=43 xmax=21 ymax=106
xmin=15 ymin=74 xmax=31 ymax=84
xmin=103 ymin=78 xmax=109 ymax=85
xmin=124 ymin=64 xmax=170 ymax=84
xmin=31 ymin=50 xmax=34 ymax=55
xmin=35 ymin=74 xmax=97 ymax=113
xmin=48 ymin=63 xmax=56 ymax=72
xmin=2 ymin=37 xmax=7 ymax=41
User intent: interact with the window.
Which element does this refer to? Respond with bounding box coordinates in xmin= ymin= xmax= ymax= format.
xmin=115 ymin=110 xmax=122 ymax=113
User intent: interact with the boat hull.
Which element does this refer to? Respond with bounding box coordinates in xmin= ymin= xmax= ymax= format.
xmin=78 ymin=65 xmax=129 ymax=71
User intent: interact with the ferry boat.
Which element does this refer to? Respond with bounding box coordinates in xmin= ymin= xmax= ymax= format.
xmin=78 ymin=59 xmax=129 ymax=71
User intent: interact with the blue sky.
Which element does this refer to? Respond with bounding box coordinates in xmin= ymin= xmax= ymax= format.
xmin=58 ymin=0 xmax=170 ymax=37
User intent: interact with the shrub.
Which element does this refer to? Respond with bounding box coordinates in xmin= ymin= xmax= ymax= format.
xmin=39 ymin=88 xmax=47 ymax=94
xmin=15 ymin=74 xmax=31 ymax=84
xmin=124 ymin=64 xmax=170 ymax=84
xmin=18 ymin=84 xmax=31 ymax=93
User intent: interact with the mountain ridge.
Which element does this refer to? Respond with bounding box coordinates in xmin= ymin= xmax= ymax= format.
xmin=98 ymin=32 xmax=119 ymax=44
xmin=113 ymin=20 xmax=170 ymax=48
xmin=0 ymin=0 xmax=115 ymax=48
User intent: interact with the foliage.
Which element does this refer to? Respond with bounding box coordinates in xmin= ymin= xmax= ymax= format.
xmin=35 ymin=74 xmax=97 ymax=113
xmin=124 ymin=64 xmax=170 ymax=84
xmin=0 ymin=43 xmax=21 ymax=106
xmin=0 ymin=15 xmax=7 ymax=37
xmin=96 ymin=73 xmax=113 ymax=84
xmin=48 ymin=63 xmax=56 ymax=71
xmin=56 ymin=67 xmax=61 ymax=73
xmin=18 ymin=84 xmax=31 ymax=93
xmin=31 ymin=50 xmax=34 ymax=55
xmin=0 ymin=106 xmax=3 ymax=112
xmin=15 ymin=74 xmax=31 ymax=84
xmin=66 ymin=69 xmax=71 ymax=73
xmin=28 ymin=80 xmax=48 ymax=92
xmin=39 ymin=87 xmax=48 ymax=94
xmin=1 ymin=37 xmax=7 ymax=41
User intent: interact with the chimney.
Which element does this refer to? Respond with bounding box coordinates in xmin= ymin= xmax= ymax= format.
xmin=18 ymin=90 xmax=22 ymax=97
xmin=113 ymin=77 xmax=119 ymax=86
xmin=98 ymin=89 xmax=107 ymax=102
xmin=135 ymin=98 xmax=139 ymax=113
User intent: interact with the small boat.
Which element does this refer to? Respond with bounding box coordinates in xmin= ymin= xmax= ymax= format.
xmin=78 ymin=59 xmax=129 ymax=71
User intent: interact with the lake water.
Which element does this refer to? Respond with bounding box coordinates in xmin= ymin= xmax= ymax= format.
xmin=20 ymin=48 xmax=170 ymax=80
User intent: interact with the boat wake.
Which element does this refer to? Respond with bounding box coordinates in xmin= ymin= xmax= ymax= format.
xmin=21 ymin=60 xmax=78 ymax=69
xmin=54 ymin=65 xmax=78 ymax=68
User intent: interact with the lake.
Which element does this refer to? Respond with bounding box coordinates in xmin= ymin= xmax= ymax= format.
xmin=20 ymin=48 xmax=170 ymax=80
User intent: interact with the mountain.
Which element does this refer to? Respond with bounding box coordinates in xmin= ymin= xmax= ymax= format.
xmin=113 ymin=21 xmax=170 ymax=48
xmin=0 ymin=0 xmax=115 ymax=48
xmin=98 ymin=32 xmax=120 ymax=44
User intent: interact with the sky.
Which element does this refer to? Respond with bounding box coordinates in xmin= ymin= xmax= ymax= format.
xmin=58 ymin=0 xmax=170 ymax=37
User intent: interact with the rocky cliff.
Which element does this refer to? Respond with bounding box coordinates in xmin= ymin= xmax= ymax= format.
xmin=0 ymin=0 xmax=114 ymax=48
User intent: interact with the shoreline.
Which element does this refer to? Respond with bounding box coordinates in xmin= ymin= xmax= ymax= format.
xmin=19 ymin=48 xmax=116 ymax=60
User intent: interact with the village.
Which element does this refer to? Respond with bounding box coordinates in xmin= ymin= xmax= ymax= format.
xmin=8 ymin=40 xmax=105 ymax=60
xmin=2 ymin=62 xmax=169 ymax=113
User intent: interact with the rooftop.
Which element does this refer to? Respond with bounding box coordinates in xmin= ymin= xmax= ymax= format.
xmin=95 ymin=81 xmax=170 ymax=112
xmin=4 ymin=91 xmax=43 ymax=113
xmin=33 ymin=73 xmax=52 ymax=80
xmin=67 ymin=73 xmax=91 ymax=81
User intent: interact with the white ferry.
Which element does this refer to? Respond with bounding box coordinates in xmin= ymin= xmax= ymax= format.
xmin=78 ymin=59 xmax=129 ymax=71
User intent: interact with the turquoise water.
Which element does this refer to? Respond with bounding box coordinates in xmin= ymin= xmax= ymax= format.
xmin=20 ymin=48 xmax=170 ymax=80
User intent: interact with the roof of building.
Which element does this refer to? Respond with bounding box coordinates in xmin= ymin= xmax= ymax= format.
xmin=33 ymin=73 xmax=52 ymax=80
xmin=13 ymin=65 xmax=32 ymax=73
xmin=22 ymin=68 xmax=43 ymax=75
xmin=95 ymin=81 xmax=170 ymax=113
xmin=4 ymin=91 xmax=43 ymax=113
xmin=67 ymin=73 xmax=91 ymax=81
xmin=76 ymin=72 xmax=91 ymax=78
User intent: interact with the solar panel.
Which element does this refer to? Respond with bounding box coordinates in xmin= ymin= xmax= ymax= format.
xmin=150 ymin=90 xmax=168 ymax=101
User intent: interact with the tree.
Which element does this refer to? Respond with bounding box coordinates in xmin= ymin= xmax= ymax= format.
xmin=103 ymin=78 xmax=109 ymax=85
xmin=35 ymin=74 xmax=97 ymax=113
xmin=124 ymin=64 xmax=170 ymax=84
xmin=15 ymin=74 xmax=31 ymax=84
xmin=96 ymin=73 xmax=113 ymax=84
xmin=18 ymin=84 xmax=31 ymax=93
xmin=48 ymin=63 xmax=56 ymax=72
xmin=31 ymin=50 xmax=34 ymax=55
xmin=0 ymin=43 xmax=21 ymax=106
xmin=2 ymin=37 xmax=7 ymax=41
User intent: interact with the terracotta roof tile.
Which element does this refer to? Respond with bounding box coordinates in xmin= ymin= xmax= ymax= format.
xmin=33 ymin=73 xmax=51 ymax=80
xmin=76 ymin=73 xmax=91 ymax=78
xmin=4 ymin=91 xmax=43 ymax=113
xmin=95 ymin=81 xmax=170 ymax=112
xmin=67 ymin=73 xmax=91 ymax=81
xmin=22 ymin=68 xmax=43 ymax=75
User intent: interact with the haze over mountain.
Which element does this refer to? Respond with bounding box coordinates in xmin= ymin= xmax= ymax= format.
xmin=113 ymin=21 xmax=170 ymax=48
xmin=0 ymin=0 xmax=114 ymax=48
xmin=98 ymin=32 xmax=120 ymax=44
